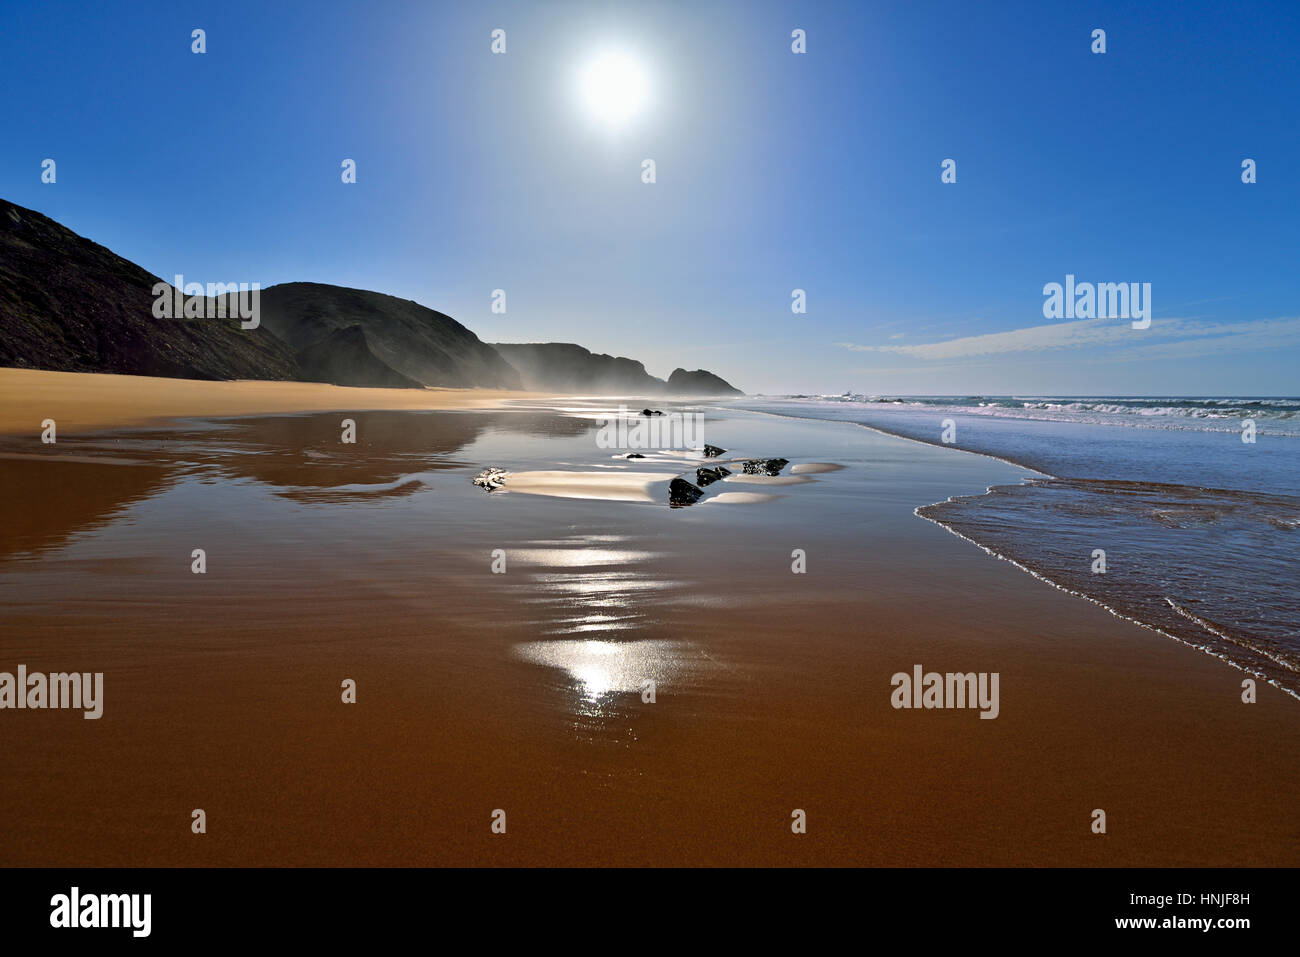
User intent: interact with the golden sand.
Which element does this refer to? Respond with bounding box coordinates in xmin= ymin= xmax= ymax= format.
xmin=0 ymin=368 xmax=546 ymax=436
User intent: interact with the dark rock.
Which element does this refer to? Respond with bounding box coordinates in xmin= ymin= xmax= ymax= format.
xmin=702 ymin=444 xmax=726 ymax=458
xmin=695 ymin=466 xmax=730 ymax=488
xmin=626 ymin=452 xmax=645 ymax=459
xmin=742 ymin=458 xmax=789 ymax=476
xmin=472 ymin=467 xmax=508 ymax=491
xmin=668 ymin=478 xmax=704 ymax=507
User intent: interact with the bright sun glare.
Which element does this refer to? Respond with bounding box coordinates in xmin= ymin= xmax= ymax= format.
xmin=579 ymin=51 xmax=650 ymax=127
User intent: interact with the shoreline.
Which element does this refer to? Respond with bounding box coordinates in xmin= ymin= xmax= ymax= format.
xmin=912 ymin=498 xmax=1300 ymax=705
xmin=733 ymin=400 xmax=1300 ymax=705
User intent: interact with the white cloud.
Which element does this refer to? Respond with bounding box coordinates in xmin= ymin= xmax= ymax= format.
xmin=836 ymin=316 xmax=1300 ymax=362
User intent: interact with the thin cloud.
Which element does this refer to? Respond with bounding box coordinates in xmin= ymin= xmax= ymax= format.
xmin=836 ymin=316 xmax=1300 ymax=362
xmin=1109 ymin=317 xmax=1300 ymax=361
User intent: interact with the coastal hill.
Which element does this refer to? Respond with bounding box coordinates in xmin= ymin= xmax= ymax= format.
xmin=259 ymin=283 xmax=520 ymax=390
xmin=0 ymin=198 xmax=296 ymax=381
xmin=493 ymin=342 xmax=743 ymax=396
xmin=0 ymin=198 xmax=743 ymax=395
xmin=666 ymin=367 xmax=743 ymax=396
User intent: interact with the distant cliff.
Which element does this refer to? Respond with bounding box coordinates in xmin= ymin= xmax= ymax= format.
xmin=492 ymin=342 xmax=743 ymax=396
xmin=259 ymin=283 xmax=521 ymax=389
xmin=666 ymin=368 xmax=744 ymax=396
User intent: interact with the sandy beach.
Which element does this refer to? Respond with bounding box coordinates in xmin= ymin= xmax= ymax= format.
xmin=0 ymin=368 xmax=539 ymax=435
xmin=1 ymin=372 xmax=1297 ymax=866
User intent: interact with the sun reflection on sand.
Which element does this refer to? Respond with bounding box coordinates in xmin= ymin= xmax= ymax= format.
xmin=509 ymin=547 xmax=660 ymax=567
xmin=506 ymin=538 xmax=717 ymax=714
xmin=514 ymin=638 xmax=700 ymax=713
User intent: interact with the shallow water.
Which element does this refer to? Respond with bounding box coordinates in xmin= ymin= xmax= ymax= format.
xmin=741 ymin=396 xmax=1300 ymax=698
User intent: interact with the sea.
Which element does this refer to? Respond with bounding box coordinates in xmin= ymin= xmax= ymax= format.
xmin=736 ymin=395 xmax=1300 ymax=699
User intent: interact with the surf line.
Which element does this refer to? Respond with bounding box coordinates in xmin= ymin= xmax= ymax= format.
xmin=0 ymin=666 xmax=103 ymax=719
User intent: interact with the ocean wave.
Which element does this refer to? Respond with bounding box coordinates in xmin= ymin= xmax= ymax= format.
xmin=917 ymin=478 xmax=1300 ymax=700
xmin=775 ymin=394 xmax=1300 ymax=433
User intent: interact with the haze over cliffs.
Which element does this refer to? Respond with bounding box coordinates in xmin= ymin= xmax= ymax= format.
xmin=0 ymin=199 xmax=743 ymax=395
xmin=492 ymin=342 xmax=743 ymax=396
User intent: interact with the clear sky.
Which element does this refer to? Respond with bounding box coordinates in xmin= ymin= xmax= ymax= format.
xmin=2 ymin=0 xmax=1297 ymax=395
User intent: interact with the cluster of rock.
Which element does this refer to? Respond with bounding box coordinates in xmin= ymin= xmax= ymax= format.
xmin=668 ymin=452 xmax=789 ymax=507
xmin=473 ymin=448 xmax=790 ymax=507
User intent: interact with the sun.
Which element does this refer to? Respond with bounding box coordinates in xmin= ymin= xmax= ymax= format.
xmin=579 ymin=51 xmax=650 ymax=128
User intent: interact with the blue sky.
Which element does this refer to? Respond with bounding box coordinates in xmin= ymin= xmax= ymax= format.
xmin=2 ymin=0 xmax=1297 ymax=395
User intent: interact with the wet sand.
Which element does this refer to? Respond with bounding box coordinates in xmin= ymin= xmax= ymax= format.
xmin=0 ymin=391 xmax=1297 ymax=866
